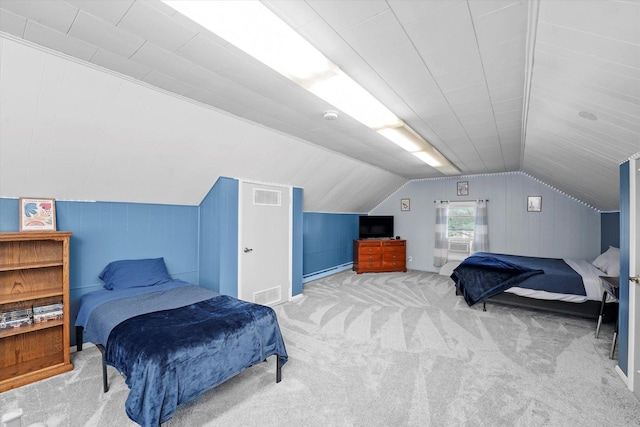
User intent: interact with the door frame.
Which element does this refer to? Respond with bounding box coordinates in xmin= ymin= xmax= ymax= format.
xmin=237 ymin=180 xmax=293 ymax=304
xmin=617 ymin=156 xmax=639 ymax=394
xmin=629 ymin=156 xmax=638 ymax=395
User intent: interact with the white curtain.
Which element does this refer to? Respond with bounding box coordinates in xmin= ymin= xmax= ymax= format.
xmin=473 ymin=200 xmax=488 ymax=252
xmin=434 ymin=201 xmax=449 ymax=267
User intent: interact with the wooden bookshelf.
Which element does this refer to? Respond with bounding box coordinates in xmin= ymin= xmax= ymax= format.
xmin=0 ymin=231 xmax=73 ymax=393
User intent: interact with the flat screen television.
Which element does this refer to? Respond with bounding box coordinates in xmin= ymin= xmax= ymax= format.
xmin=359 ymin=215 xmax=394 ymax=239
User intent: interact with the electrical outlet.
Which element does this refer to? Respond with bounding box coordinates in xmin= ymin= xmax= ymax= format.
xmin=407 ymin=256 xmax=413 ymax=262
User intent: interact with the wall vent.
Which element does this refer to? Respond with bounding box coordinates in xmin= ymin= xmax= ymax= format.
xmin=448 ymin=240 xmax=471 ymax=253
xmin=253 ymin=188 xmax=281 ymax=206
xmin=253 ymin=286 xmax=281 ymax=305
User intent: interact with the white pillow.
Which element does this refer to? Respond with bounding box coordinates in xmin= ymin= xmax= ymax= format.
xmin=592 ymin=246 xmax=620 ymax=277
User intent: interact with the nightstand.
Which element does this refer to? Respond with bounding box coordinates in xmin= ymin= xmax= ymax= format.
xmin=596 ymin=276 xmax=619 ymax=359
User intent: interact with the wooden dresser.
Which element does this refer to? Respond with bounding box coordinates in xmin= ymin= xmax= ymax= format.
xmin=353 ymin=239 xmax=407 ymax=274
xmin=0 ymin=231 xmax=73 ymax=392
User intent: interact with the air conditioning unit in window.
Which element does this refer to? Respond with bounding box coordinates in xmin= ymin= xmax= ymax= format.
xmin=448 ymin=240 xmax=470 ymax=253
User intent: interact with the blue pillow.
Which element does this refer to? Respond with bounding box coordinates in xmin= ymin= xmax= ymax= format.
xmin=99 ymin=258 xmax=172 ymax=290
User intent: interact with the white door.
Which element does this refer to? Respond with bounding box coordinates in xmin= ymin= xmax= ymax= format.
xmin=632 ymin=157 xmax=639 ymax=398
xmin=239 ymin=182 xmax=290 ymax=306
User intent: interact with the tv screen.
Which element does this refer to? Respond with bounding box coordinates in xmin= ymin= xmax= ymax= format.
xmin=359 ymin=215 xmax=394 ymax=239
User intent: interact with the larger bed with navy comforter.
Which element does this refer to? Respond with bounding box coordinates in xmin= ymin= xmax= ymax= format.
xmin=450 ymin=251 xmax=617 ymax=318
xmin=75 ymin=258 xmax=288 ymax=427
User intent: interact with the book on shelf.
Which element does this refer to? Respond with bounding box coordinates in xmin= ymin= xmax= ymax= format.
xmin=33 ymin=303 xmax=64 ymax=314
xmin=1 ymin=308 xmax=33 ymax=329
xmin=33 ymin=302 xmax=64 ymax=323
xmin=34 ymin=310 xmax=63 ymax=323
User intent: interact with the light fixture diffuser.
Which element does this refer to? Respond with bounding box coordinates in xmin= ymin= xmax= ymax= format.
xmin=162 ymin=0 xmax=460 ymax=175
xmin=377 ymin=126 xmax=422 ymax=152
xmin=163 ymin=1 xmax=332 ymax=82
xmin=306 ymin=71 xmax=401 ymax=129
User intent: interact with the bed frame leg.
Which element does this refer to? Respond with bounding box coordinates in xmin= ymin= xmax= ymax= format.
xmin=483 ymin=301 xmax=487 ymax=312
xmin=276 ymin=356 xmax=282 ymax=383
xmin=97 ymin=344 xmax=109 ymax=393
xmin=76 ymin=326 xmax=83 ymax=352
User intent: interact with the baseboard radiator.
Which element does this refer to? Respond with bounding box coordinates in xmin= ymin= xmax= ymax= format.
xmin=303 ymin=262 xmax=353 ymax=283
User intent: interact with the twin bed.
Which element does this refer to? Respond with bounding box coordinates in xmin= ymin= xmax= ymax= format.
xmin=75 ymin=258 xmax=288 ymax=427
xmin=451 ymin=247 xmax=620 ymax=319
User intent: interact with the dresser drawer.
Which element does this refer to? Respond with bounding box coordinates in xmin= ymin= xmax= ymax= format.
xmin=359 ymin=252 xmax=382 ymax=262
xmin=383 ymin=252 xmax=404 ymax=262
xmin=359 ymin=261 xmax=382 ymax=270
xmin=382 ymin=260 xmax=404 ymax=270
xmin=358 ymin=246 xmax=382 ymax=255
xmin=382 ymin=245 xmax=405 ymax=255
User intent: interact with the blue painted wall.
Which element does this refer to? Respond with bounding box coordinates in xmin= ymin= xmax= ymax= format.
xmin=303 ymin=212 xmax=359 ymax=277
xmin=618 ymin=162 xmax=630 ymax=375
xmin=601 ymin=212 xmax=620 ymax=253
xmin=0 ymin=198 xmax=199 ymax=347
xmin=198 ymin=177 xmax=239 ymax=296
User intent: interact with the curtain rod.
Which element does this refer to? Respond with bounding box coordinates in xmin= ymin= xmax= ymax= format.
xmin=433 ymin=199 xmax=489 ymax=203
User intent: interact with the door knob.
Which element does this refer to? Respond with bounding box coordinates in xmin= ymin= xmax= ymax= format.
xmin=631 ymin=276 xmax=640 ymax=283
xmin=244 ymin=247 xmax=253 ymax=253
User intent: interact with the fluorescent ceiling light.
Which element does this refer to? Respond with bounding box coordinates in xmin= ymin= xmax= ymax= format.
xmin=164 ymin=1 xmax=332 ymax=81
xmin=306 ymin=71 xmax=401 ymax=129
xmin=412 ymin=151 xmax=441 ymax=167
xmin=163 ymin=0 xmax=459 ymax=175
xmin=377 ymin=125 xmax=422 ymax=152
xmin=378 ymin=124 xmax=459 ymax=174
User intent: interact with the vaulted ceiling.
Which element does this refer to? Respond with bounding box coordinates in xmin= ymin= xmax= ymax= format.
xmin=0 ymin=0 xmax=638 ymax=212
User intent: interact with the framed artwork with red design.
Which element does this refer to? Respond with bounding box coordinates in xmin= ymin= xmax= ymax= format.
xmin=19 ymin=197 xmax=57 ymax=231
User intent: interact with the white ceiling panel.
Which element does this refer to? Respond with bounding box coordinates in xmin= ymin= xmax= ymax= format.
xmin=90 ymin=48 xmax=151 ymax=79
xmin=0 ymin=0 xmax=77 ymax=33
xmin=24 ymin=21 xmax=97 ymax=61
xmin=130 ymin=42 xmax=193 ymax=78
xmin=1 ymin=0 xmax=638 ymax=212
xmin=67 ymin=0 xmax=134 ymax=26
xmin=472 ymin=1 xmax=528 ymax=46
xmin=117 ymin=0 xmax=196 ymax=53
xmin=175 ymin=34 xmax=241 ymax=74
xmin=0 ymin=7 xmax=26 ymax=36
xmin=539 ymin=0 xmax=640 ymax=42
xmin=306 ymin=0 xmax=389 ymax=33
xmin=69 ymin=10 xmax=145 ymax=58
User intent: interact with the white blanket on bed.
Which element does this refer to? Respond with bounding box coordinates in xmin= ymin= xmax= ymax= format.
xmin=504 ymin=259 xmax=608 ymax=303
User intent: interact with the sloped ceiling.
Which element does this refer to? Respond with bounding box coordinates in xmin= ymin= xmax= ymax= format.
xmin=0 ymin=0 xmax=638 ymax=212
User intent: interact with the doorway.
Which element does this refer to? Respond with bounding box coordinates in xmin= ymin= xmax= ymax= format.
xmin=238 ymin=181 xmax=291 ymax=306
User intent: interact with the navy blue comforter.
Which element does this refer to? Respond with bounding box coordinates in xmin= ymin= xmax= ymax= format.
xmin=451 ymin=252 xmax=585 ymax=306
xmin=105 ymin=295 xmax=288 ymax=427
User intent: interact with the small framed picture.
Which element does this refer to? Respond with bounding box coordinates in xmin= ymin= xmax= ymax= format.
xmin=457 ymin=181 xmax=469 ymax=196
xmin=401 ymin=198 xmax=410 ymax=211
xmin=19 ymin=197 xmax=57 ymax=231
xmin=527 ymin=196 xmax=542 ymax=212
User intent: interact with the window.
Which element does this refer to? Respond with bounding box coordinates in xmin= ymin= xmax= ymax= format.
xmin=447 ymin=202 xmax=476 ymax=241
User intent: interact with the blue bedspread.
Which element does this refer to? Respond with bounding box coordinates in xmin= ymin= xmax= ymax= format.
xmin=75 ymin=280 xmax=193 ymax=330
xmin=451 ymin=252 xmax=586 ymax=306
xmin=105 ymin=295 xmax=288 ymax=427
xmin=79 ymin=283 xmax=219 ymax=346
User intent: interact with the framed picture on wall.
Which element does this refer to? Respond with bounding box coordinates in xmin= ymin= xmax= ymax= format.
xmin=401 ymin=198 xmax=410 ymax=211
xmin=457 ymin=181 xmax=469 ymax=196
xmin=527 ymin=196 xmax=542 ymax=212
xmin=19 ymin=197 xmax=57 ymax=231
